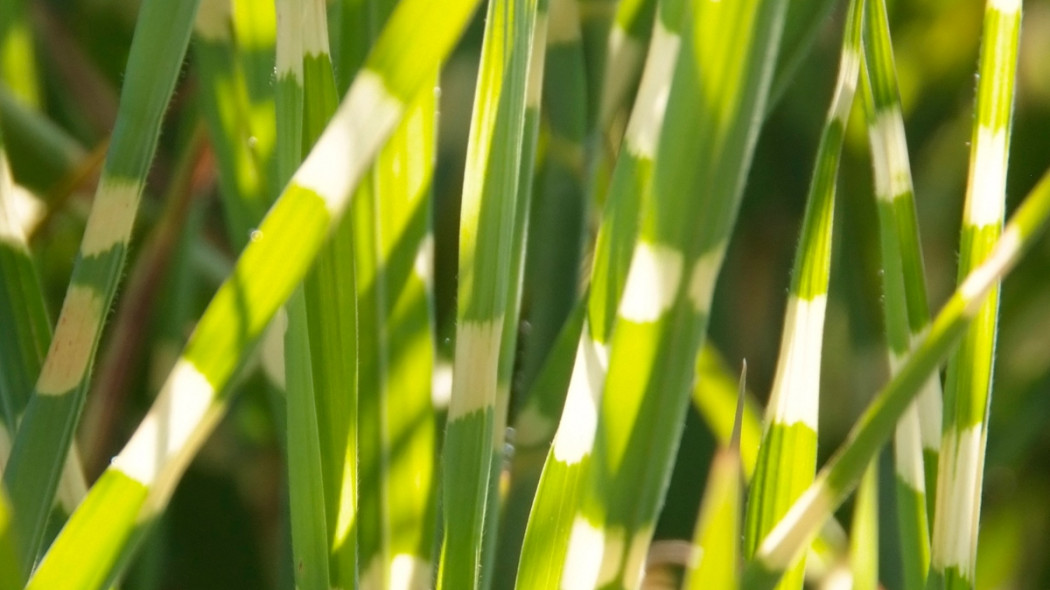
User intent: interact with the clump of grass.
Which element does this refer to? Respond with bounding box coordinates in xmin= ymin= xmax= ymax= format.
xmin=0 ymin=0 xmax=1047 ymax=588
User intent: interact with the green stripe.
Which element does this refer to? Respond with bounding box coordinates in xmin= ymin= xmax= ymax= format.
xmin=278 ymin=2 xmax=345 ymax=586
xmin=438 ymin=408 xmax=495 ymax=587
xmin=517 ymin=453 xmax=591 ymax=589
xmin=104 ymin=2 xmax=200 ymax=180
xmin=500 ymin=300 xmax=585 ymax=583
xmin=851 ymin=462 xmax=880 ymax=590
xmin=974 ymin=5 xmax=1020 ymax=132
xmin=684 ymin=447 xmax=742 ymax=589
xmin=895 ymin=476 xmax=929 ymax=588
xmin=944 ymin=224 xmax=1001 ymax=430
xmin=367 ymin=0 xmax=481 ymax=101
xmin=862 ymin=0 xmax=898 ymax=114
xmin=745 ymin=422 xmax=818 ymax=588
xmin=790 ymin=117 xmax=843 ymax=300
xmin=26 ymin=470 xmax=148 ymax=590
xmin=285 ymin=292 xmax=332 ymax=590
xmin=486 ymin=2 xmax=550 ymax=579
xmin=588 ymin=152 xmax=650 ymax=343
xmin=872 ymin=194 xmax=913 ymax=356
xmin=742 ymin=2 xmax=860 ymax=588
xmin=0 ymin=213 xmax=97 ymax=528
xmin=275 ymin=71 xmax=304 ymax=182
xmin=589 ymin=0 xmax=683 ymax=347
xmin=862 ymin=0 xmax=938 ymax=343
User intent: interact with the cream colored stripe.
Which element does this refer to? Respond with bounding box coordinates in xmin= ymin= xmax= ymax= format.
xmin=112 ymin=360 xmax=216 ymax=491
xmin=687 ymin=247 xmax=725 ymax=314
xmin=966 ymin=126 xmax=1008 ymax=226
xmin=448 ymin=319 xmax=503 ymax=419
xmin=894 ymin=402 xmax=926 ymax=489
xmin=301 ymin=0 xmax=331 ymax=58
xmin=526 ymin=13 xmax=549 ymax=109
xmin=830 ymin=48 xmax=861 ymax=123
xmin=562 ymin=516 xmax=606 ymax=590
xmin=758 ymin=483 xmax=834 ymax=569
xmin=0 ymin=153 xmax=23 ymax=247
xmin=294 ymin=70 xmax=404 ymax=216
xmin=619 ymin=241 xmax=682 ymax=322
xmin=623 ymin=19 xmax=678 ymax=159
xmin=990 ymin=0 xmax=1021 ymax=14
xmin=552 ymin=334 xmax=605 ymax=463
xmin=194 ymin=0 xmax=232 ymax=41
xmin=869 ymin=110 xmax=912 ymax=201
xmin=274 ymin=0 xmax=303 ymax=79
xmin=547 ymin=0 xmax=582 ymax=44
xmin=81 ymin=176 xmax=142 ymax=257
xmin=931 ymin=425 xmax=985 ymax=580
xmin=766 ymin=295 xmax=827 ymax=430
xmin=37 ymin=286 xmax=105 ymax=395
xmin=959 ymin=225 xmax=1021 ymax=316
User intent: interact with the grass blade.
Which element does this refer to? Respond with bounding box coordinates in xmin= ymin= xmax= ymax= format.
xmin=285 ymin=293 xmax=332 ymax=590
xmin=436 ymin=0 xmax=538 ymax=586
xmin=859 ymin=0 xmax=939 ymax=583
xmin=850 ymin=461 xmax=880 ymax=590
xmin=862 ymin=0 xmax=945 ymax=565
xmin=515 ymin=1 xmax=685 ymax=583
xmin=743 ymin=2 xmax=861 ymax=587
xmin=193 ymin=0 xmax=272 ymax=249
xmin=683 ymin=363 xmax=746 ymax=589
xmin=929 ymin=0 xmax=1022 ymax=587
xmin=563 ymin=0 xmax=789 ymax=585
xmin=275 ymin=0 xmax=346 ymax=586
xmin=744 ymin=168 xmax=1050 ymax=589
xmin=3 ymin=0 xmax=200 ymax=575
xmin=692 ymin=346 xmax=763 ymax=481
xmin=483 ymin=0 xmax=552 ymax=583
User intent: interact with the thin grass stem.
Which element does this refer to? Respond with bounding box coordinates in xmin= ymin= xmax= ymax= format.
xmin=929 ymin=0 xmax=1022 ymax=587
